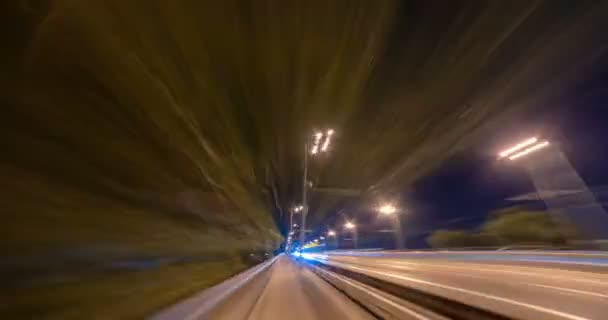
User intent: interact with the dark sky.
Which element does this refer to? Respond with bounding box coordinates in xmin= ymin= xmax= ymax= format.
xmin=298 ymin=1 xmax=608 ymax=248
xmin=404 ymin=68 xmax=608 ymax=247
xmin=295 ymin=0 xmax=608 ymax=248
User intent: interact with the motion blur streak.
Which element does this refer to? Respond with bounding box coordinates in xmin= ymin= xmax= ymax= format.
xmin=522 ymin=145 xmax=608 ymax=239
xmin=313 ymin=267 xmax=432 ymax=320
xmin=1 ymin=1 xmax=395 ymax=318
xmin=312 ymin=251 xmax=608 ymax=320
xmin=344 ymin=264 xmax=590 ymax=320
xmin=2 ymin=0 xmax=608 ymax=319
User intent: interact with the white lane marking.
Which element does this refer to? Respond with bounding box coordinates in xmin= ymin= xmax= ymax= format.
xmin=377 ymin=263 xmax=608 ymax=299
xmin=316 ymin=268 xmax=431 ymax=320
xmin=386 ymin=260 xmax=608 ymax=287
xmin=326 ymin=250 xmax=608 ymax=258
xmin=379 ymin=263 xmax=415 ymax=270
xmin=530 ymin=284 xmax=608 ymax=299
xmin=324 ymin=261 xmax=591 ymax=320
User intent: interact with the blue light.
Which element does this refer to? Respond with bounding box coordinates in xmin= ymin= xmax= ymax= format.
xmin=301 ymin=253 xmax=315 ymax=260
xmin=292 ymin=251 xmax=302 ymax=257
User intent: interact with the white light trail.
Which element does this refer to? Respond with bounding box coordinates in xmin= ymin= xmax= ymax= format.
xmin=499 ymin=137 xmax=538 ymax=158
xmin=509 ymin=141 xmax=550 ymax=160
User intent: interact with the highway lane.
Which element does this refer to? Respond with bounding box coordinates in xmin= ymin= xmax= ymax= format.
xmin=209 ymin=255 xmax=374 ymax=320
xmin=307 ymin=252 xmax=608 ymax=320
xmin=324 ymin=250 xmax=608 ymax=266
xmin=153 ymin=254 xmax=448 ymax=320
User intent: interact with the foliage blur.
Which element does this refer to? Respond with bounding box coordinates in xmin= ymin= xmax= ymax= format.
xmin=1 ymin=0 xmax=396 ymax=318
xmin=427 ymin=207 xmax=580 ymax=248
xmin=428 ymin=230 xmax=473 ymax=249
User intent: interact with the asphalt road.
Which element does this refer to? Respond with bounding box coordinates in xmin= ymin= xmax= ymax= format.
xmin=309 ymin=252 xmax=608 ymax=320
xmin=210 ymin=255 xmax=374 ymax=320
xmin=153 ymin=251 xmax=608 ymax=319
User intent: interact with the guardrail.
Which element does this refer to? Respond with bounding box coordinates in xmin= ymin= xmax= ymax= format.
xmin=151 ymin=256 xmax=278 ymax=320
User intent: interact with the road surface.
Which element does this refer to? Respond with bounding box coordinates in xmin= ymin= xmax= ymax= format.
xmin=323 ymin=250 xmax=608 ymax=266
xmin=307 ymin=251 xmax=608 ymax=320
xmin=153 ymin=251 xmax=608 ymax=319
xmin=210 ymin=255 xmax=373 ymax=320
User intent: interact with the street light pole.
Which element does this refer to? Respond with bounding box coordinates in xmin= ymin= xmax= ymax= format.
xmin=300 ymin=129 xmax=334 ymax=245
xmin=289 ymin=205 xmax=303 ymax=240
xmin=327 ymin=229 xmax=338 ymax=249
xmin=393 ymin=215 xmax=404 ymax=250
xmin=299 ymin=143 xmax=309 ymax=247
xmin=344 ymin=221 xmax=357 ymax=249
xmin=298 ymin=129 xmax=333 ymax=248
xmin=379 ymin=204 xmax=404 ymax=250
xmin=289 ymin=209 xmax=293 ymax=235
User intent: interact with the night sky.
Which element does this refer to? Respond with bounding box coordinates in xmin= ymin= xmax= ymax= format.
xmin=402 ymin=68 xmax=608 ymax=247
xmin=300 ymin=1 xmax=608 ymax=248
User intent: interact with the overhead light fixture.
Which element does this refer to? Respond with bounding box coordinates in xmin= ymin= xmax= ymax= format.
xmin=499 ymin=137 xmax=538 ymax=158
xmin=509 ymin=141 xmax=550 ymax=160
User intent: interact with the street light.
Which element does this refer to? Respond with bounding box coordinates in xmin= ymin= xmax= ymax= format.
xmin=377 ymin=203 xmax=404 ymax=249
xmin=310 ymin=129 xmax=334 ymax=155
xmin=378 ymin=204 xmax=397 ymax=215
xmin=311 ymin=132 xmax=323 ymax=154
xmin=300 ymin=129 xmax=335 ymax=247
xmin=509 ymin=141 xmax=550 ymax=160
xmin=498 ymin=137 xmax=550 ymax=160
xmin=499 ymin=137 xmax=538 ymax=158
xmin=326 ymin=229 xmax=338 ymax=249
xmin=289 ymin=205 xmax=305 ymax=237
xmin=343 ymin=221 xmax=357 ymax=249
xmin=321 ymin=129 xmax=333 ymax=152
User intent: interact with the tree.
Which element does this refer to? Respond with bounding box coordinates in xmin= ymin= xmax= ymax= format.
xmin=427 ymin=208 xmax=580 ymax=249
xmin=481 ymin=210 xmax=578 ymax=246
xmin=427 ymin=230 xmax=472 ymax=248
